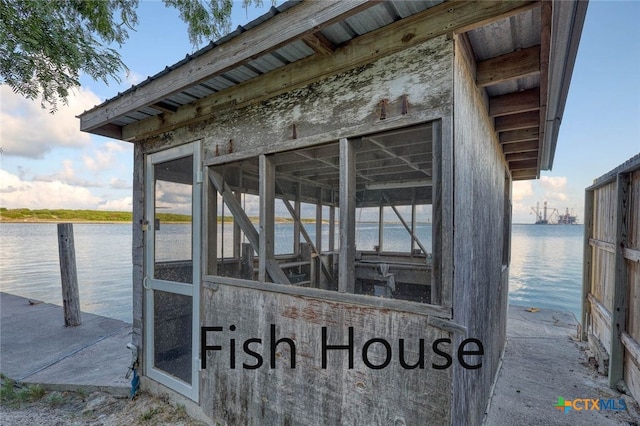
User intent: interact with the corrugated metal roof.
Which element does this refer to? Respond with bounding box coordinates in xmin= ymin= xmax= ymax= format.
xmin=81 ymin=0 xmax=446 ymax=122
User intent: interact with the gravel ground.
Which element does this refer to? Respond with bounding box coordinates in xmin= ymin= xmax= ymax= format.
xmin=0 ymin=388 xmax=207 ymax=426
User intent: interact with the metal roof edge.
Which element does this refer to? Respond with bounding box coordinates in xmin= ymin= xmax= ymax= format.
xmin=541 ymin=0 xmax=588 ymax=171
xmin=78 ymin=1 xmax=301 ymax=118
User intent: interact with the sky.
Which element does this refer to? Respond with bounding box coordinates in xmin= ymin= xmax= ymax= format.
xmin=1 ymin=1 xmax=639 ymax=223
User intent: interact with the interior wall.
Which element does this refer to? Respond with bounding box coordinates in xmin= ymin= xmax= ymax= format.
xmin=451 ymin=40 xmax=510 ymax=426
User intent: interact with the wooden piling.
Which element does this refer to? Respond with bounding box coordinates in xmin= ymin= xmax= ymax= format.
xmin=57 ymin=223 xmax=81 ymax=326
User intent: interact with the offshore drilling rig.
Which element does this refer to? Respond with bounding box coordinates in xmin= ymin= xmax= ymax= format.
xmin=530 ymin=202 xmax=578 ymax=224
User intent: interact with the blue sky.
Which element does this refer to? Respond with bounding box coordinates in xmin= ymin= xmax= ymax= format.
xmin=1 ymin=1 xmax=638 ymax=223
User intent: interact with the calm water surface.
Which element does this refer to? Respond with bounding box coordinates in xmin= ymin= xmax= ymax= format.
xmin=0 ymin=223 xmax=583 ymax=323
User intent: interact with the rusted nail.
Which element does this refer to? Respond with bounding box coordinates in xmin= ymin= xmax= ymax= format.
xmin=292 ymin=123 xmax=297 ymax=139
xmin=215 ymin=144 xmax=220 ymax=156
xmin=228 ymin=139 xmax=234 ymax=153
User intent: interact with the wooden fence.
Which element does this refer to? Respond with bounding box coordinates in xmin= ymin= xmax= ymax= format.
xmin=582 ymin=154 xmax=640 ymax=402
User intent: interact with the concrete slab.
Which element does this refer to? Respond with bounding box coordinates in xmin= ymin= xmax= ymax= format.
xmin=484 ymin=305 xmax=638 ymax=425
xmin=0 ymin=292 xmax=131 ymax=394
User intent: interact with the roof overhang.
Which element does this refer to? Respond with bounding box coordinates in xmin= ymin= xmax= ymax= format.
xmin=78 ymin=0 xmax=588 ymax=181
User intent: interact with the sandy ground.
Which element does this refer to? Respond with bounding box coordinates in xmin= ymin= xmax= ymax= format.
xmin=0 ymin=389 xmax=208 ymax=426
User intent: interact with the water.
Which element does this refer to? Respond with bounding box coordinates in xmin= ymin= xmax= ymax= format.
xmin=0 ymin=223 xmax=584 ymax=323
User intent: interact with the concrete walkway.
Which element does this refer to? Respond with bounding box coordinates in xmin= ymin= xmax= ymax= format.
xmin=0 ymin=292 xmax=132 ymax=395
xmin=485 ymin=305 xmax=638 ymax=425
xmin=1 ymin=292 xmax=638 ymax=423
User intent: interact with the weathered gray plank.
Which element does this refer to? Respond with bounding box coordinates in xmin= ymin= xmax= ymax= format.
xmin=339 ymin=138 xmax=356 ymax=293
xmin=582 ymin=189 xmax=594 ymax=340
xmin=610 ymin=172 xmax=630 ymax=387
xmin=57 ymin=223 xmax=81 ymax=326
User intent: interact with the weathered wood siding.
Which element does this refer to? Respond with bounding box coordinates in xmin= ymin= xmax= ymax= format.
xmin=139 ymin=36 xmax=453 ymax=162
xmin=584 ymin=155 xmax=640 ymax=403
xmin=128 ymin=34 xmax=456 ymax=423
xmin=451 ymin=40 xmax=510 ymax=426
xmin=132 ymin=143 xmax=145 ymax=370
xmin=200 ymin=282 xmax=452 ymax=425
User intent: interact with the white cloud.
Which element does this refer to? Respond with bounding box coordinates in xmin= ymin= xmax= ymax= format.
xmin=539 ymin=176 xmax=568 ymax=203
xmin=110 ymin=177 xmax=132 ymax=189
xmin=33 ymin=159 xmax=101 ymax=188
xmin=0 ymin=169 xmax=100 ymax=209
xmin=125 ymin=70 xmax=144 ymax=86
xmin=539 ymin=176 xmax=567 ymax=191
xmin=84 ymin=141 xmax=130 ymax=172
xmin=99 ymin=196 xmax=133 ymax=211
xmin=0 ymin=85 xmax=102 ymax=159
xmin=512 ymin=181 xmax=533 ymax=201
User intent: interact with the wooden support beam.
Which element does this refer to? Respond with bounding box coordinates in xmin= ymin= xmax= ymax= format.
xmin=582 ymin=189 xmax=594 ymax=341
xmin=329 ymin=205 xmax=336 ymax=252
xmin=233 ymin=189 xmax=242 ymax=259
xmin=494 ymin=111 xmax=539 ymax=132
xmin=209 ymin=168 xmax=290 ymax=284
xmin=383 ymin=194 xmax=429 ymax=256
xmin=502 ymin=140 xmax=539 ymax=154
xmin=121 ymin=0 xmax=535 ymax=140
xmin=509 ymin=159 xmax=538 ymax=171
xmin=506 ymin=151 xmax=538 ymax=163
xmin=316 ymin=195 xmax=323 ymax=254
xmin=511 ymin=169 xmax=538 ymax=180
xmin=610 ymin=172 xmax=630 ymax=388
xmin=206 ymin=167 xmax=218 ymax=276
xmin=209 ymin=169 xmax=259 ymax=249
xmin=339 ymin=138 xmax=356 ymax=294
xmin=476 ymin=45 xmax=540 ymax=87
xmin=260 ymin=155 xmax=274 ymax=282
xmin=275 ymin=181 xmax=335 ymax=285
xmin=302 ymin=32 xmax=336 ymax=55
xmin=489 ymin=88 xmax=539 ymax=117
xmin=500 ymin=128 xmax=539 ymax=144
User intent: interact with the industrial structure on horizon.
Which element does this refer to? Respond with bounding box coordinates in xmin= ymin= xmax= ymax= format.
xmin=531 ymin=202 xmax=578 ymax=224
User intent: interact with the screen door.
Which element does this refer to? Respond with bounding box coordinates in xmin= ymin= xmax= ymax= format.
xmin=144 ymin=142 xmax=201 ymax=401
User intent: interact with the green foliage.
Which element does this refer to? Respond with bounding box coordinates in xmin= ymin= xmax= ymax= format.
xmin=0 ymin=208 xmax=190 ymax=223
xmin=0 ymin=375 xmax=46 ymax=408
xmin=0 ymin=0 xmax=263 ymax=112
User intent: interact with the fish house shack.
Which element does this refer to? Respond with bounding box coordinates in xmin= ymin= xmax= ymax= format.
xmin=79 ymin=1 xmax=586 ymax=424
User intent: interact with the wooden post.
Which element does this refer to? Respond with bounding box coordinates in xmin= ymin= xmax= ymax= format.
xmin=339 ymin=138 xmax=356 ymax=293
xmin=610 ymin=172 xmax=630 ymax=388
xmin=581 ymin=188 xmax=594 ymax=341
xmin=57 ymin=223 xmax=81 ymax=326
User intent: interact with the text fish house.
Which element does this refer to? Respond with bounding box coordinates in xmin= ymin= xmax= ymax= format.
xmin=79 ymin=1 xmax=586 ymax=424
